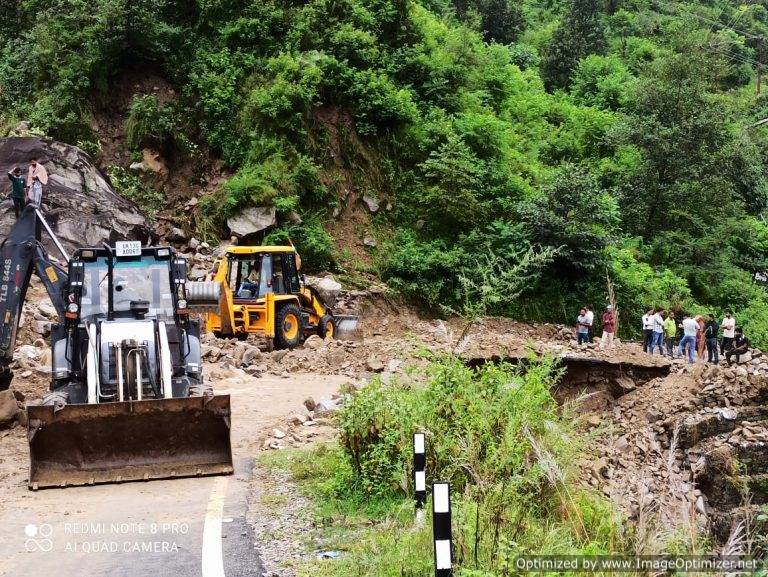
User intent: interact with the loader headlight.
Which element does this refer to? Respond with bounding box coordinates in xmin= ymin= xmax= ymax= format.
xmin=177 ymin=299 xmax=187 ymax=309
xmin=67 ymin=303 xmax=79 ymax=313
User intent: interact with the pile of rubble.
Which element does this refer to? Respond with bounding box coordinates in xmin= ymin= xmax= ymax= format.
xmin=263 ymin=394 xmax=349 ymax=451
xmin=202 ymin=331 xmax=419 ymax=379
xmin=579 ymin=348 xmax=768 ymax=543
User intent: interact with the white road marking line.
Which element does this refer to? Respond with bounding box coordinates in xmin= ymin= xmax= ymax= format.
xmin=202 ymin=477 xmax=230 ymax=577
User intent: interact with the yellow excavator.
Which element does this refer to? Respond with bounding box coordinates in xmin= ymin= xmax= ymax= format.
xmin=187 ymin=246 xmax=358 ymax=348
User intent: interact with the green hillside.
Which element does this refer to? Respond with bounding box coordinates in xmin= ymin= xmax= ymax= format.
xmin=3 ymin=0 xmax=768 ymax=340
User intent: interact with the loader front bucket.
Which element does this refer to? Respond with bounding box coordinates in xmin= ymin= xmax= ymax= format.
xmin=334 ymin=315 xmax=361 ymax=340
xmin=27 ymin=395 xmax=233 ymax=489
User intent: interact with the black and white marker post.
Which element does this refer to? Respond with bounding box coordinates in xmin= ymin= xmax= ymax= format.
xmin=432 ymin=481 xmax=452 ymax=577
xmin=414 ymin=433 xmax=426 ymax=512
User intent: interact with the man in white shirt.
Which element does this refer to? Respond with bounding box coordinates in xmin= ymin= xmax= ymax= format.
xmin=26 ymin=158 xmax=48 ymax=208
xmin=642 ymin=308 xmax=654 ymax=353
xmin=584 ymin=306 xmax=594 ymax=341
xmin=678 ymin=313 xmax=698 ymax=364
xmin=651 ymin=308 xmax=665 ymax=355
xmin=720 ymin=311 xmax=735 ymax=355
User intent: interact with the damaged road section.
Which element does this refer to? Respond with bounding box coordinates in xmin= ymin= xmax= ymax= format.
xmin=464 ymin=352 xmax=671 ymax=411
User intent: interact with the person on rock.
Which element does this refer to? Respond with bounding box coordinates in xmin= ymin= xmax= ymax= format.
xmin=576 ymin=307 xmax=590 ymax=345
xmin=642 ymin=307 xmax=654 ymax=353
xmin=720 ymin=311 xmax=735 ymax=355
xmin=6 ymin=167 xmax=25 ymax=218
xmin=704 ymin=313 xmax=719 ymax=364
xmin=26 ymin=157 xmax=48 ymax=208
xmin=726 ymin=327 xmax=750 ymax=366
xmin=663 ymin=311 xmax=677 ymax=358
xmin=600 ymin=305 xmax=615 ymax=350
xmin=678 ymin=313 xmax=698 ymax=364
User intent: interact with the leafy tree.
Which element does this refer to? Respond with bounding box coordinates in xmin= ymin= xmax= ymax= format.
xmin=418 ymin=135 xmax=484 ymax=234
xmin=541 ymin=0 xmax=607 ymax=90
xmin=478 ymin=0 xmax=525 ymax=45
xmin=570 ymin=55 xmax=635 ymax=110
xmin=521 ymin=165 xmax=619 ymax=278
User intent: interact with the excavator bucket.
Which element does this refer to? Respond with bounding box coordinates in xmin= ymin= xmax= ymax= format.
xmin=26 ymin=395 xmax=233 ymax=489
xmin=334 ymin=314 xmax=361 ymax=340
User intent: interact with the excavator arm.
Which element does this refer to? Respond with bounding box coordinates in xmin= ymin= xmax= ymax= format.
xmin=0 ymin=206 xmax=68 ymax=390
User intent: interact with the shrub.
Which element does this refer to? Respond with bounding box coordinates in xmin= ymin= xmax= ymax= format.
xmin=107 ymin=166 xmax=164 ymax=215
xmin=328 ymin=356 xmax=626 ymax=573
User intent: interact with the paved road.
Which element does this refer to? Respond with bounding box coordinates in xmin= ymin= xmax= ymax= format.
xmin=0 ymin=372 xmax=346 ymax=577
xmin=0 ymin=459 xmax=260 ymax=577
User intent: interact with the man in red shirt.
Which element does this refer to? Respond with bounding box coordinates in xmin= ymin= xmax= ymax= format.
xmin=600 ymin=305 xmax=616 ymax=350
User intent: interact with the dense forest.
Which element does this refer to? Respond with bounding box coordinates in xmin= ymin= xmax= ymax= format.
xmin=2 ymin=0 xmax=768 ymax=341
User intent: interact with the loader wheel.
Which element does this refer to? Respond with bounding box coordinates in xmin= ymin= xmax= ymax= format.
xmin=318 ymin=315 xmax=335 ymax=339
xmin=275 ymin=304 xmax=302 ymax=349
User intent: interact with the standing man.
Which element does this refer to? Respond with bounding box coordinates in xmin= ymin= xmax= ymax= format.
xmin=721 ymin=311 xmax=735 ymax=355
xmin=726 ymin=327 xmax=750 ymax=366
xmin=663 ymin=311 xmax=676 ymax=358
xmin=600 ymin=305 xmax=616 ymax=350
xmin=651 ymin=308 xmax=665 ymax=354
xmin=6 ymin=167 xmax=25 ymax=218
xmin=576 ymin=308 xmax=590 ymax=345
xmin=678 ymin=313 xmax=698 ymax=364
xmin=704 ymin=314 xmax=719 ymax=364
xmin=26 ymin=157 xmax=48 ymax=208
xmin=584 ymin=305 xmax=594 ymax=342
xmin=642 ymin=308 xmax=654 ymax=353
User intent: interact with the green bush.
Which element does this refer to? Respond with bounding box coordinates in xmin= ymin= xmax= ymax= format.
xmin=107 ymin=166 xmax=164 ymax=215
xmin=264 ymin=218 xmax=336 ymax=271
xmin=328 ymin=357 xmax=627 ymax=574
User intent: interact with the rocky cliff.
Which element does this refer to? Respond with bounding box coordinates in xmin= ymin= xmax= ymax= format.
xmin=0 ymin=138 xmax=150 ymax=253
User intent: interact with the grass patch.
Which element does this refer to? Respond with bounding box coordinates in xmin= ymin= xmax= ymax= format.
xmin=260 ymin=356 xmax=637 ymax=576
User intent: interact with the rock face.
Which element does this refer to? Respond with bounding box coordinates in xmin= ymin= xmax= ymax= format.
xmin=227 ymin=206 xmax=276 ymax=237
xmin=0 ymin=137 xmax=150 ymax=252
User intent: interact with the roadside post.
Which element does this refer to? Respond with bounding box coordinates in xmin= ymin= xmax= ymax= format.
xmin=432 ymin=481 xmax=452 ymax=577
xmin=414 ymin=433 xmax=426 ymax=511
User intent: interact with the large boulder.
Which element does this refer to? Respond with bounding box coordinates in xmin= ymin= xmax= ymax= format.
xmin=0 ymin=389 xmax=20 ymax=426
xmin=306 ymin=276 xmax=342 ymax=306
xmin=0 ymin=137 xmax=150 ymax=252
xmin=227 ymin=206 xmax=276 ymax=237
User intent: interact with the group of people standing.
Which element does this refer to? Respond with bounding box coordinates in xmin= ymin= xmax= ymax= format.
xmin=640 ymin=308 xmax=747 ymax=365
xmin=576 ymin=306 xmax=749 ymax=366
xmin=6 ymin=158 xmax=48 ymax=217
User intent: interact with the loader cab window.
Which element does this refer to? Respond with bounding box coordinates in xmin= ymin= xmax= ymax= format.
xmin=271 ymin=255 xmax=286 ymax=294
xmin=232 ymin=256 xmax=270 ymax=301
xmin=236 ymin=261 xmax=261 ymax=299
xmin=230 ymin=252 xmax=297 ymax=299
xmin=79 ymin=256 xmax=174 ymax=320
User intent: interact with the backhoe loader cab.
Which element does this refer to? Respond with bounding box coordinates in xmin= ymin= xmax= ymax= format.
xmin=0 ymin=208 xmax=234 ymax=489
xmin=190 ymin=246 xmax=355 ymax=348
xmin=53 ymin=243 xmax=200 ymax=403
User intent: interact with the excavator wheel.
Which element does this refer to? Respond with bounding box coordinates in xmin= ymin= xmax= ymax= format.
xmin=275 ymin=304 xmax=302 ymax=349
xmin=318 ymin=314 xmax=335 ymax=339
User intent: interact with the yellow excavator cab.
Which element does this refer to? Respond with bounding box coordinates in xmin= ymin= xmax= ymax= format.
xmin=189 ymin=246 xmax=354 ymax=348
